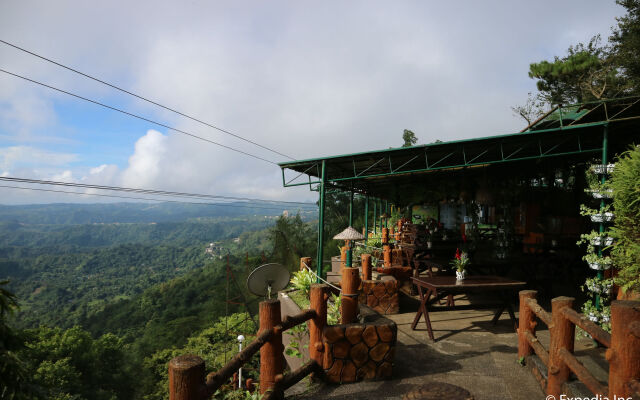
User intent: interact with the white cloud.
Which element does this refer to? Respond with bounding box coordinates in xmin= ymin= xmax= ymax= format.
xmin=0 ymin=146 xmax=77 ymax=170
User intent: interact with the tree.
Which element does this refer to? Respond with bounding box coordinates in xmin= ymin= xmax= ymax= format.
xmin=511 ymin=92 xmax=547 ymax=126
xmin=402 ymin=129 xmax=418 ymax=147
xmin=610 ymin=0 xmax=640 ymax=94
xmin=528 ymin=36 xmax=621 ymax=105
xmin=0 ymin=280 xmax=29 ymax=399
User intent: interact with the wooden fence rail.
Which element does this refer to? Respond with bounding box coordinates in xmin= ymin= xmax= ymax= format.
xmin=169 ymin=278 xmax=329 ymax=400
xmin=517 ymin=290 xmax=640 ymax=399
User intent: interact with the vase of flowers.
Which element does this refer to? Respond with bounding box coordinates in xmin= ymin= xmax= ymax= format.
xmin=451 ymin=248 xmax=470 ymax=281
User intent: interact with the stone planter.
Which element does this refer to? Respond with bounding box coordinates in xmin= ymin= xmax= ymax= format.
xmin=322 ymin=308 xmax=397 ymax=383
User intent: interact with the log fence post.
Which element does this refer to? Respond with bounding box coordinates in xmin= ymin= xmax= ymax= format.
xmin=382 ymin=228 xmax=389 ymax=245
xmin=300 ymin=257 xmax=312 ymax=272
xmin=607 ymin=300 xmax=640 ymax=398
xmin=309 ymin=284 xmax=328 ymax=370
xmin=361 ymin=254 xmax=372 ymax=281
xmin=383 ymin=245 xmax=391 ymax=267
xmin=518 ymin=290 xmax=537 ymax=359
xmin=259 ymin=299 xmax=284 ymax=396
xmin=341 ymin=267 xmax=360 ymax=324
xmin=547 ymin=296 xmax=575 ymax=398
xmin=169 ymin=355 xmax=206 ymax=400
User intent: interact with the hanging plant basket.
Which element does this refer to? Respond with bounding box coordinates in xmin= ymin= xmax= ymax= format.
xmin=588 ymin=258 xmax=613 ymax=271
xmin=590 ymin=212 xmax=614 ymax=223
xmin=590 ymin=164 xmax=616 ymax=174
xmin=591 ymin=189 xmax=614 ymax=199
xmin=590 ymin=236 xmax=614 ymax=246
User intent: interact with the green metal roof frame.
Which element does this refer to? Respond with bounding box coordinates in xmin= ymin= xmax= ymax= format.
xmin=279 ymin=96 xmax=640 ymax=201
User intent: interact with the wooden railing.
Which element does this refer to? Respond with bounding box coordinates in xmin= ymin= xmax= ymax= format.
xmin=517 ymin=290 xmax=640 ymax=399
xmin=169 ymin=283 xmax=330 ymax=400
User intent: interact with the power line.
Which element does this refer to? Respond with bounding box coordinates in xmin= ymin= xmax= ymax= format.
xmin=0 ymin=39 xmax=296 ymax=160
xmin=0 ymin=184 xmax=315 ymax=212
xmin=0 ymin=68 xmax=278 ymax=165
xmin=0 ymin=176 xmax=317 ymax=207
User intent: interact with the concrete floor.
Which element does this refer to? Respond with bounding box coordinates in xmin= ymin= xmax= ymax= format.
xmin=290 ymin=294 xmax=546 ymax=400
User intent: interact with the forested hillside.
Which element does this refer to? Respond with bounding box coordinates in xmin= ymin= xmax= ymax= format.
xmin=0 ymin=203 xmax=317 ymax=399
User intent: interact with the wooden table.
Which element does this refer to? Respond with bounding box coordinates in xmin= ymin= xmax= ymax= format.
xmin=411 ymin=275 xmax=526 ymax=341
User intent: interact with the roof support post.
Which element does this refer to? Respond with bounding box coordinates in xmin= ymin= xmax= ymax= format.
xmin=373 ymin=199 xmax=377 ymax=234
xmin=364 ymin=195 xmax=369 ymax=244
xmin=385 ymin=200 xmax=389 ymax=228
xmin=349 ymin=187 xmax=354 ymax=227
xmin=316 ymin=160 xmax=327 ymax=283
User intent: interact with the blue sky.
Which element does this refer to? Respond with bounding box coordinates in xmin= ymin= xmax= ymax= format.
xmin=0 ymin=0 xmax=627 ymax=204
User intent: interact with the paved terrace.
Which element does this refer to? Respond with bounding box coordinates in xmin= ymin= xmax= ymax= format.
xmin=289 ymin=294 xmax=604 ymax=400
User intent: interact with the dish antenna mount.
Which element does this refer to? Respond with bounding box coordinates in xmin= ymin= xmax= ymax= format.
xmin=246 ymin=263 xmax=290 ymax=299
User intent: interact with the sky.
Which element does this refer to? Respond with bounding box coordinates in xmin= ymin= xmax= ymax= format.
xmin=0 ymin=0 xmax=626 ymax=204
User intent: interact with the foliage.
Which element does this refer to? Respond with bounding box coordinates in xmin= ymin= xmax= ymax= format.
xmin=143 ymin=312 xmax=257 ymax=400
xmin=402 ymin=129 xmax=418 ymax=147
xmin=289 ymin=269 xmax=315 ymax=298
xmin=269 ymin=214 xmax=317 ymax=272
xmin=610 ymin=0 xmax=640 ymax=94
xmin=17 ymin=325 xmax=135 ymax=400
xmin=449 ymin=249 xmax=470 ymax=272
xmin=327 ymin=293 xmax=341 ymax=325
xmin=511 ymin=92 xmax=547 ymax=126
xmin=284 ymin=323 xmax=307 ymax=361
xmin=1 ymin=280 xmax=29 ymax=400
xmin=609 ymin=146 xmax=640 ymax=293
xmin=528 ymin=36 xmax=621 ymax=105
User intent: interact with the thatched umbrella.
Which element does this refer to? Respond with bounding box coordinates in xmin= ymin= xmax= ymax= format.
xmin=333 ymin=226 xmax=365 ymax=267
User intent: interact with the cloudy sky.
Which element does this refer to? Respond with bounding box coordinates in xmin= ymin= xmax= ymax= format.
xmin=0 ymin=1 xmax=625 ymax=204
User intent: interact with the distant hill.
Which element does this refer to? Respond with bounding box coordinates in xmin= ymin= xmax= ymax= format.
xmin=0 ymin=202 xmax=315 ymax=225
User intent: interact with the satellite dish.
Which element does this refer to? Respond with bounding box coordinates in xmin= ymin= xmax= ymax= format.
xmin=247 ymin=263 xmax=290 ymax=299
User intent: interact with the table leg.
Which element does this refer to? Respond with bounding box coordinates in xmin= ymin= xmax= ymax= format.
xmin=424 ymin=288 xmax=435 ymax=340
xmin=411 ymin=285 xmax=426 ymax=330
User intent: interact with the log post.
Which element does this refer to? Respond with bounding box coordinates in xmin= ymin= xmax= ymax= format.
xmin=383 ymin=245 xmax=391 ymax=268
xmin=259 ymin=299 xmax=284 ymax=396
xmin=361 ymin=254 xmax=372 ymax=281
xmin=607 ymin=300 xmax=640 ymax=397
xmin=547 ymin=296 xmax=575 ymax=398
xmin=382 ymin=228 xmax=389 ymax=245
xmin=340 ymin=246 xmax=347 ymax=270
xmin=309 ymin=284 xmax=328 ymax=369
xmin=300 ymin=257 xmax=312 ymax=272
xmin=518 ymin=290 xmax=537 ymax=359
xmin=169 ymin=355 xmax=206 ymax=400
xmin=341 ymin=267 xmax=360 ymax=324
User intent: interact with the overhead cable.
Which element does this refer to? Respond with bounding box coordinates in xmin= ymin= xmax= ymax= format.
xmin=0 ymin=176 xmax=317 ymax=207
xmin=0 ymin=68 xmax=278 ymax=165
xmin=0 ymin=39 xmax=296 ymax=160
xmin=0 ymin=184 xmax=314 ymax=211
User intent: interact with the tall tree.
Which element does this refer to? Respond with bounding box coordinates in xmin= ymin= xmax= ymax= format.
xmin=528 ymin=36 xmax=620 ymax=105
xmin=402 ymin=129 xmax=418 ymax=147
xmin=0 ymin=280 xmax=29 ymax=399
xmin=610 ymin=0 xmax=640 ymax=94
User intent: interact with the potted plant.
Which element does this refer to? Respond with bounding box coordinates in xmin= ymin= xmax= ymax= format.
xmin=450 ymin=248 xmax=470 ymax=281
xmin=583 ymin=253 xmax=613 ymax=270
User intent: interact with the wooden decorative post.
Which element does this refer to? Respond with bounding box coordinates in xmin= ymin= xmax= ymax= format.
xmin=259 ymin=299 xmax=283 ymax=395
xmin=383 ymin=245 xmax=392 ymax=268
xmin=547 ymin=296 xmax=575 ymax=398
xmin=341 ymin=267 xmax=360 ymax=324
xmin=361 ymin=254 xmax=372 ymax=281
xmin=607 ymin=300 xmax=640 ymax=397
xmin=309 ymin=284 xmax=328 ymax=369
xmin=169 ymin=355 xmax=205 ymax=400
xmin=382 ymin=228 xmax=389 ymax=245
xmin=518 ymin=290 xmax=537 ymax=358
xmin=340 ymin=246 xmax=347 ymax=269
xmin=300 ymin=257 xmax=312 ymax=272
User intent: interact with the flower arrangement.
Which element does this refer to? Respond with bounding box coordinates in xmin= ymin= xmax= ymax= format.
xmin=451 ymin=248 xmax=470 ymax=280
